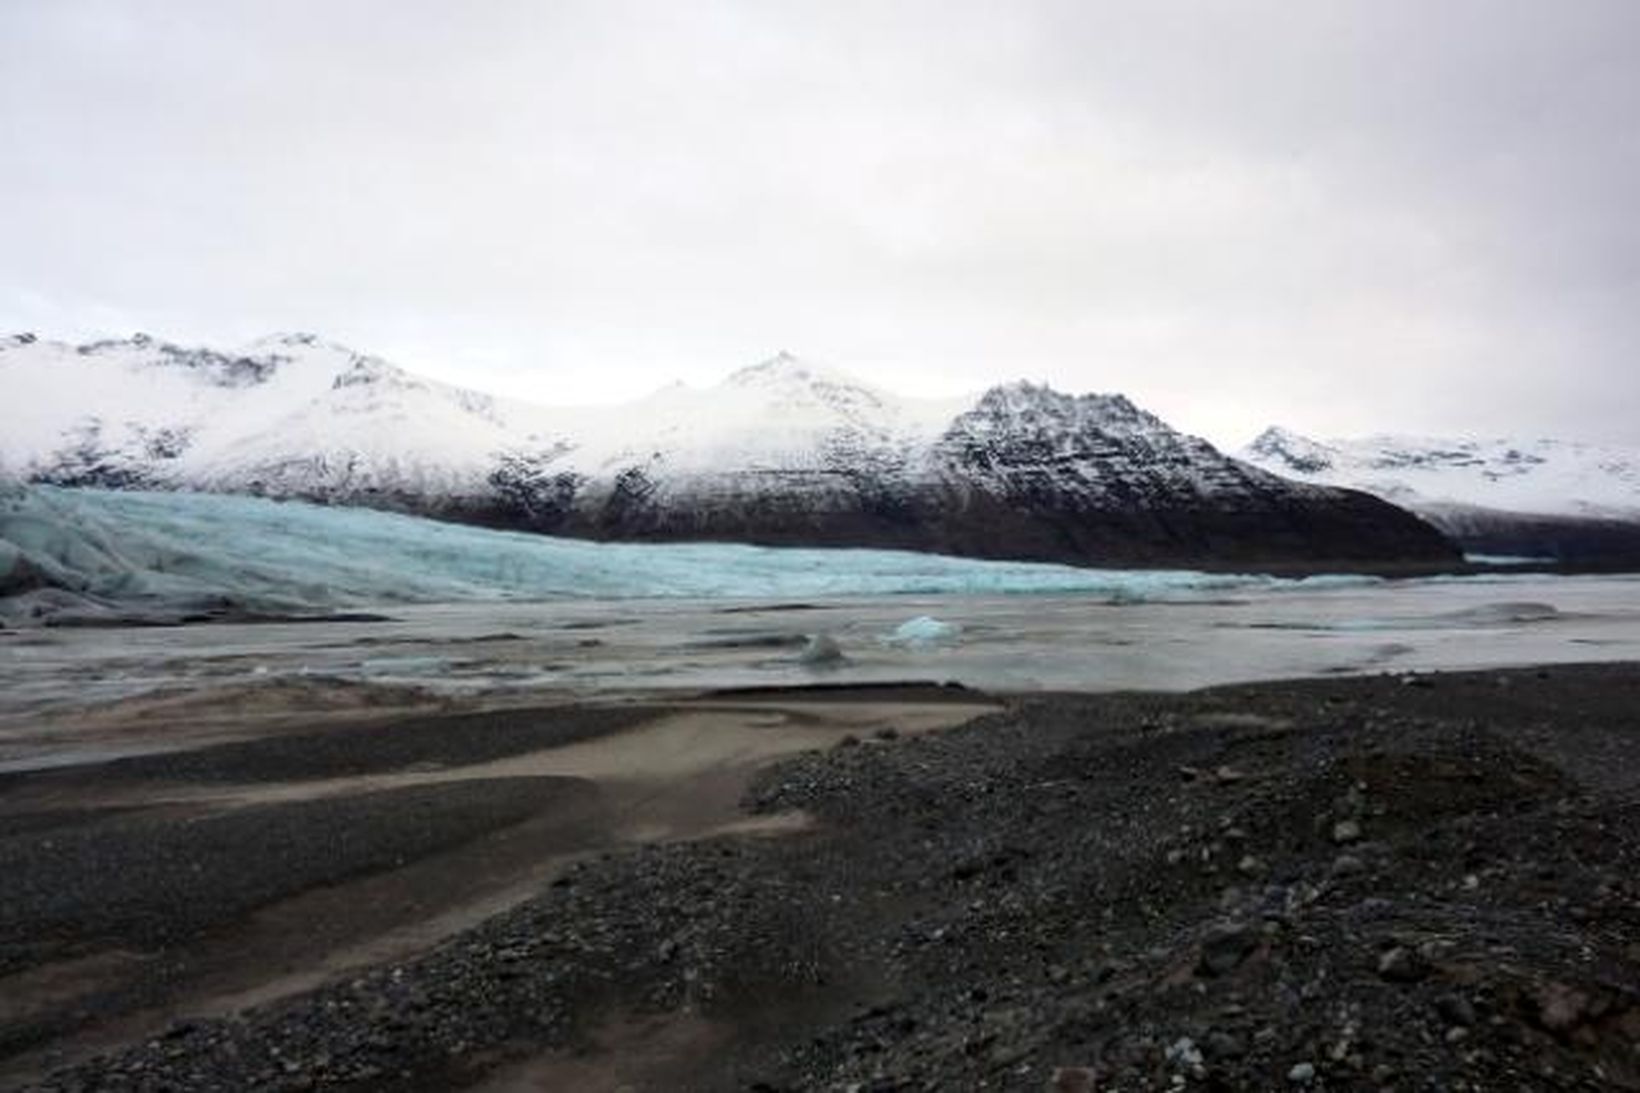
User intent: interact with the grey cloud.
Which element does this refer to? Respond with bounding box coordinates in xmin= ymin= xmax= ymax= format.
xmin=1 ymin=0 xmax=1636 ymax=445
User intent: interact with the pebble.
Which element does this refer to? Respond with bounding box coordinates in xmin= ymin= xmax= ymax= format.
xmin=1330 ymin=853 xmax=1366 ymax=877
xmin=1204 ymin=1030 xmax=1247 ymax=1060
xmin=1332 ymin=819 xmax=1362 ymax=844
xmin=1198 ymin=923 xmax=1259 ymax=977
xmin=1377 ymin=946 xmax=1429 ymax=983
xmin=1436 ymin=994 xmax=1477 ymax=1027
xmin=1048 ymin=1066 xmax=1097 ymax=1092
xmin=1165 ymin=1037 xmax=1203 ymax=1068
xmin=1535 ymin=982 xmax=1593 ymax=1033
xmin=27 ymin=668 xmax=1639 ymax=1093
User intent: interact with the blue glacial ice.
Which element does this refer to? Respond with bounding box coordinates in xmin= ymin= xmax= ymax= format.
xmin=884 ymin=615 xmax=963 ymax=647
xmin=1 ymin=485 xmax=1383 ymax=621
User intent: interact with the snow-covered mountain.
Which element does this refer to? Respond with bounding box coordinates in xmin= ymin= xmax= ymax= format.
xmin=1244 ymin=427 xmax=1640 ymax=562
xmin=1 ymin=332 xmax=556 ymax=506
xmin=2 ymin=333 xmax=1455 ymax=569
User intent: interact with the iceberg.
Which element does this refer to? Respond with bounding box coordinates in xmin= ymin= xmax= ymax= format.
xmin=884 ymin=616 xmax=962 ymax=648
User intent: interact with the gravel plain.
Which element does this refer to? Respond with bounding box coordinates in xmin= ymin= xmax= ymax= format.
xmin=7 ymin=665 xmax=1640 ymax=1090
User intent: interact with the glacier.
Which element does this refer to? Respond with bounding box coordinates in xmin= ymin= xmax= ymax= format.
xmin=0 ymin=484 xmax=1382 ymax=624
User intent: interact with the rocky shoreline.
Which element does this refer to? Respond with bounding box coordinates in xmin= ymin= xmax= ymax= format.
xmin=10 ymin=665 xmax=1640 ymax=1090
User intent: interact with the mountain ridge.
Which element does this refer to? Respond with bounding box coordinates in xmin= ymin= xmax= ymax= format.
xmin=1243 ymin=426 xmax=1640 ymax=562
xmin=2 ymin=332 xmax=1456 ymax=570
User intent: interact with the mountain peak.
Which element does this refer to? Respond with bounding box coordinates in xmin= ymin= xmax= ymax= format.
xmin=975 ymin=382 xmax=1149 ymax=428
xmin=330 ymin=354 xmax=419 ymax=391
xmin=249 ymin=331 xmax=361 ymax=356
xmin=723 ymin=352 xmax=871 ymax=392
xmin=264 ymin=331 xmax=323 ymax=347
xmin=1247 ymin=426 xmax=1335 ymax=473
xmin=1250 ymin=425 xmax=1309 ymax=448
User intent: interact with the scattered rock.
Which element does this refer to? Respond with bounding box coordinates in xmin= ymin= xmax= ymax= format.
xmin=23 ymin=664 xmax=1640 ymax=1093
xmin=1198 ymin=923 xmax=1259 ymax=977
xmin=1165 ymin=1036 xmax=1203 ymax=1069
xmin=1376 ymin=946 xmax=1429 ymax=983
xmin=1204 ymin=1030 xmax=1247 ymax=1060
xmin=1535 ymin=982 xmax=1593 ymax=1034
xmin=1047 ymin=1066 xmax=1097 ymax=1092
xmin=1330 ymin=854 xmax=1366 ymax=877
xmin=1436 ymin=994 xmax=1476 ymax=1028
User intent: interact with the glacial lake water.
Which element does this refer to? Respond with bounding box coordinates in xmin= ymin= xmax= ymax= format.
xmin=4 ymin=574 xmax=1638 ymax=734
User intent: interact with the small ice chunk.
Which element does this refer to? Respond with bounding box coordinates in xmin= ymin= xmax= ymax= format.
xmin=358 ymin=656 xmax=453 ymax=676
xmin=885 ymin=615 xmax=961 ymax=648
xmin=797 ymin=633 xmax=846 ymax=667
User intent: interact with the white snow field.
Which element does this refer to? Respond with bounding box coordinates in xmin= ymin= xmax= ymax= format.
xmin=1243 ymin=427 xmax=1640 ymax=520
xmin=0 ymin=334 xmax=968 ymax=499
xmin=1 ymin=484 xmax=1378 ymax=624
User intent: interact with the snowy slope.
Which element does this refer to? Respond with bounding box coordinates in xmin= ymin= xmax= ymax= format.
xmin=1244 ymin=427 xmax=1640 ymax=562
xmin=562 ymin=353 xmax=965 ymax=475
xmin=1 ymin=332 xmax=566 ymax=502
xmin=2 ymin=333 xmax=1456 ymax=567
xmin=1243 ymin=427 xmax=1640 ymax=519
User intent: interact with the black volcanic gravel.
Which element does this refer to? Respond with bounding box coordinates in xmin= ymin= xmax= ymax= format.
xmin=21 ymin=664 xmax=1640 ymax=1091
xmin=0 ymin=704 xmax=654 ymax=790
xmin=0 ymin=778 xmax=597 ymax=977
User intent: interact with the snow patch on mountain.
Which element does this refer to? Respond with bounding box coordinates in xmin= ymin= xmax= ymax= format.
xmin=1244 ymin=427 xmax=1640 ymax=520
xmin=1 ymin=333 xmax=564 ymax=498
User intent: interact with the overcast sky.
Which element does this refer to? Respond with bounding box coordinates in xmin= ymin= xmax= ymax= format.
xmin=3 ymin=1 xmax=1637 ymax=447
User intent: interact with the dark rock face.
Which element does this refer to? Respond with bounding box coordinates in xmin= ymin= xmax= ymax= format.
xmin=1417 ymin=503 xmax=1640 ymax=565
xmin=482 ymin=383 xmax=1457 ymax=570
xmin=1244 ymin=426 xmax=1640 ymax=565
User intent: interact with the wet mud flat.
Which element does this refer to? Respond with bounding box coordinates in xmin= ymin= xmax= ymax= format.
xmin=7 ymin=665 xmax=1640 ymax=1090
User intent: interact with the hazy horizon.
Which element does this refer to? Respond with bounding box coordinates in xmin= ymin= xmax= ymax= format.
xmin=5 ymin=1 xmax=1639 ymax=448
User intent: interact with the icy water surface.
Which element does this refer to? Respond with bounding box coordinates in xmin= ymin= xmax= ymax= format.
xmin=4 ymin=574 xmax=1638 ymax=732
